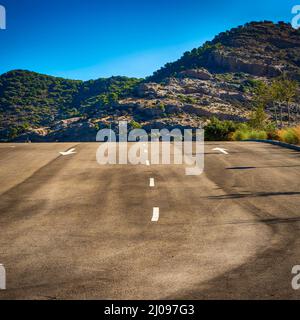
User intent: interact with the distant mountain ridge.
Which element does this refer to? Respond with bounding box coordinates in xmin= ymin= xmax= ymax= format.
xmin=1 ymin=21 xmax=300 ymax=142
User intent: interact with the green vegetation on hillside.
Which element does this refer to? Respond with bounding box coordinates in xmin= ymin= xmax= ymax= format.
xmin=149 ymin=42 xmax=223 ymax=82
xmin=0 ymin=70 xmax=141 ymax=140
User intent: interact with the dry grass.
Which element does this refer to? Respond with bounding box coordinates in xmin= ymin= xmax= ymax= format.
xmin=277 ymin=126 xmax=300 ymax=145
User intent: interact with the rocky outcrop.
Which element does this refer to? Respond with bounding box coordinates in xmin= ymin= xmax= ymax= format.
xmin=219 ymin=91 xmax=247 ymax=103
xmin=150 ymin=21 xmax=300 ymax=82
xmin=207 ymin=50 xmax=282 ymax=77
xmin=15 ymin=120 xmax=98 ymax=142
xmin=179 ymin=68 xmax=213 ymax=80
xmin=136 ymin=83 xmax=168 ymax=98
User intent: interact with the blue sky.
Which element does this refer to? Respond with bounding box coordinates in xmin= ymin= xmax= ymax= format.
xmin=0 ymin=0 xmax=296 ymax=80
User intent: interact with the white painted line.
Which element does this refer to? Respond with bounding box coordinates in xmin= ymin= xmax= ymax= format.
xmin=146 ymin=160 xmax=150 ymax=166
xmin=152 ymin=207 xmax=160 ymax=222
xmin=0 ymin=264 xmax=5 ymax=290
xmin=59 ymin=148 xmax=77 ymax=156
xmin=213 ymin=148 xmax=229 ymax=155
xmin=150 ymin=178 xmax=155 ymax=187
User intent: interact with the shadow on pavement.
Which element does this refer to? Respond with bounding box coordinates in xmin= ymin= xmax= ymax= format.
xmin=207 ymin=192 xmax=300 ymax=200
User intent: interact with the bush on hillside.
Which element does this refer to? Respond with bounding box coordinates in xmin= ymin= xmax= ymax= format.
xmin=204 ymin=117 xmax=238 ymax=141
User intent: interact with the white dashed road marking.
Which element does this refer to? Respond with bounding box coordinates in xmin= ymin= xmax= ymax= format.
xmin=152 ymin=207 xmax=160 ymax=222
xmin=150 ymin=178 xmax=155 ymax=187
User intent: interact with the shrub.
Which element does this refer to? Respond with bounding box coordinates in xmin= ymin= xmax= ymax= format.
xmin=231 ymin=128 xmax=267 ymax=141
xmin=185 ymin=96 xmax=197 ymax=104
xmin=231 ymin=130 xmax=248 ymax=141
xmin=158 ymin=103 xmax=165 ymax=111
xmin=130 ymin=120 xmax=142 ymax=129
xmin=248 ymin=130 xmax=268 ymax=140
xmin=264 ymin=123 xmax=277 ymax=140
xmin=231 ymin=125 xmax=300 ymax=145
xmin=293 ymin=126 xmax=300 ymax=143
xmin=204 ymin=117 xmax=238 ymax=141
xmin=277 ymin=127 xmax=300 ymax=145
xmin=249 ymin=105 xmax=268 ymax=130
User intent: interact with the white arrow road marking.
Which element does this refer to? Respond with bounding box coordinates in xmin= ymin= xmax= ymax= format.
xmin=213 ymin=148 xmax=229 ymax=155
xmin=59 ymin=148 xmax=77 ymax=156
xmin=150 ymin=178 xmax=155 ymax=187
xmin=152 ymin=207 xmax=160 ymax=222
xmin=146 ymin=160 xmax=150 ymax=166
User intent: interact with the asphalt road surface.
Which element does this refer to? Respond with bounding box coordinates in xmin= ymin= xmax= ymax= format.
xmin=0 ymin=141 xmax=300 ymax=300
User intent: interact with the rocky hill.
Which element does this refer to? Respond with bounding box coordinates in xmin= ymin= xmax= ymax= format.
xmin=1 ymin=21 xmax=300 ymax=142
xmin=150 ymin=21 xmax=300 ymax=81
xmin=0 ymin=70 xmax=140 ymax=141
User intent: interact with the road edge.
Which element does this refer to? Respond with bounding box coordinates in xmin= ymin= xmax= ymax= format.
xmin=245 ymin=139 xmax=300 ymax=152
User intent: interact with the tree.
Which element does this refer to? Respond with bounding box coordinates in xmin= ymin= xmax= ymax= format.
xmin=273 ymin=80 xmax=285 ymax=127
xmin=249 ymin=105 xmax=268 ymax=130
xmin=271 ymin=77 xmax=298 ymax=127
xmin=269 ymin=82 xmax=280 ymax=126
xmin=253 ymin=81 xmax=271 ymax=107
xmin=252 ymin=78 xmax=299 ymax=128
xmin=251 ymin=81 xmax=273 ymax=129
xmin=283 ymin=79 xmax=298 ymax=126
